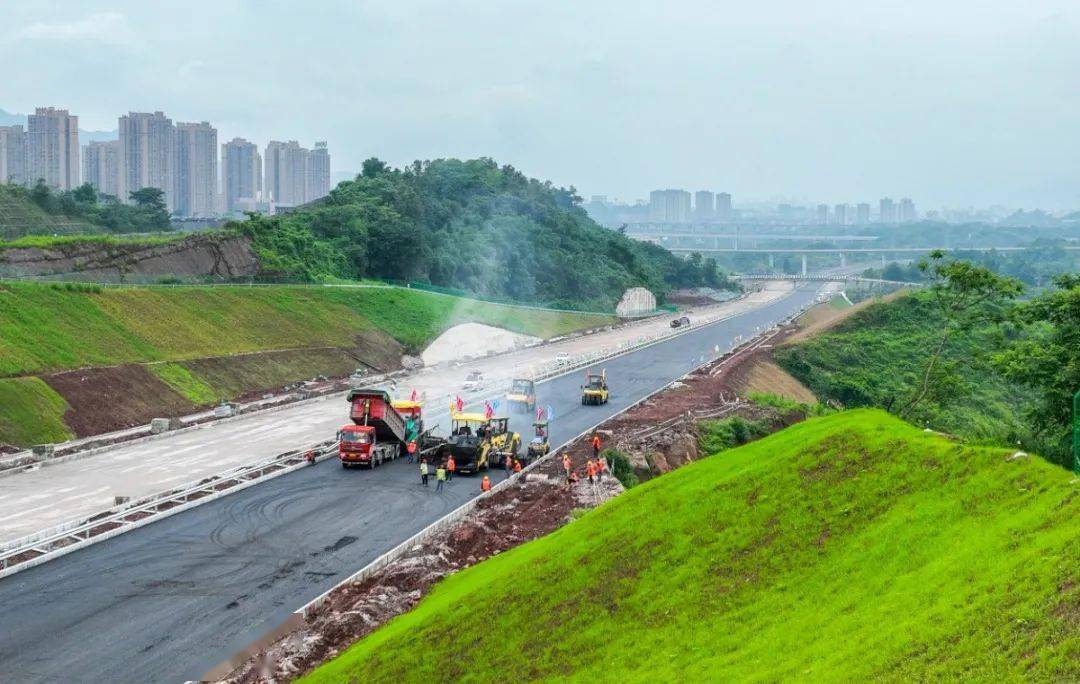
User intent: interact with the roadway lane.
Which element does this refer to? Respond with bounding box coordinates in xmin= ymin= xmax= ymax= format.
xmin=0 ymin=285 xmax=821 ymax=683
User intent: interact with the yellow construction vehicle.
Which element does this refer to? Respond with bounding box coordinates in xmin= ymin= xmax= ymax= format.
xmin=581 ymin=369 xmax=609 ymax=406
xmin=487 ymin=416 xmax=521 ymax=466
xmin=506 ymin=378 xmax=536 ymax=414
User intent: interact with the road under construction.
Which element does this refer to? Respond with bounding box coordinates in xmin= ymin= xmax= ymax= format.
xmin=0 ymin=284 xmax=824 ymax=684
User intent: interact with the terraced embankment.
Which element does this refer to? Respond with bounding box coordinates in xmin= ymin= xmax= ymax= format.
xmin=0 ymin=282 xmax=615 ymax=447
xmin=304 ymin=410 xmax=1080 ymax=682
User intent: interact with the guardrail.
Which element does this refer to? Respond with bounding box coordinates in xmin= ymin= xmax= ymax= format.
xmin=0 ymin=441 xmax=337 ymax=579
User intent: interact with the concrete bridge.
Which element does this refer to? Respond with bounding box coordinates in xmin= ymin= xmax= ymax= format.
xmin=734 ymin=273 xmax=923 ymax=286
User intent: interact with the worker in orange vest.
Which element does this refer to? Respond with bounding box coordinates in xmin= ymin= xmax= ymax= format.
xmin=562 ymin=454 xmax=572 ymax=483
xmin=513 ymin=458 xmax=523 ymax=473
xmin=446 ymin=455 xmax=456 ymax=482
xmin=586 ymin=458 xmax=596 ymax=484
xmin=591 ymin=433 xmax=602 ymax=459
xmin=480 ymin=474 xmax=491 ymax=492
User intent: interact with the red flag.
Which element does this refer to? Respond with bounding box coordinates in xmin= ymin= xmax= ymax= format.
xmin=455 ymin=395 xmax=464 ymax=413
xmin=410 ymin=388 xmax=418 ymax=402
xmin=484 ymin=401 xmax=494 ymax=418
xmin=536 ymin=406 xmax=544 ymax=421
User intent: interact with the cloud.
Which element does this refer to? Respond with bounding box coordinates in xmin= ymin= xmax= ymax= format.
xmin=14 ymin=12 xmax=135 ymax=45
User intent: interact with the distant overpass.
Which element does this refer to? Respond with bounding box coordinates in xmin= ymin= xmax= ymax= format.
xmin=627 ymin=232 xmax=881 ymax=242
xmin=734 ymin=273 xmax=923 ymax=287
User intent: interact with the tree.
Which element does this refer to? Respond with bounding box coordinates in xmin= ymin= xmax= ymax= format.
xmin=129 ymin=187 xmax=170 ymax=229
xmin=72 ymin=183 xmax=97 ymax=205
xmin=361 ymin=158 xmax=389 ymax=178
xmin=993 ymin=274 xmax=1080 ymax=466
xmin=899 ymin=252 xmax=1023 ymax=416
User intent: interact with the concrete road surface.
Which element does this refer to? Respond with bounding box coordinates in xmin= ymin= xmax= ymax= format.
xmin=0 ymin=282 xmax=795 ymax=544
xmin=0 ymin=285 xmax=822 ymax=684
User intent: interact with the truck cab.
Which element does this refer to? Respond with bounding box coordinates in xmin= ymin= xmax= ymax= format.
xmin=339 ymin=424 xmax=376 ymax=467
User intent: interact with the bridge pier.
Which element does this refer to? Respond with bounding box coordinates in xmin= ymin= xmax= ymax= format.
xmin=880 ymin=253 xmax=886 ymax=267
xmin=840 ymin=252 xmax=847 ymax=268
xmin=801 ymin=253 xmax=808 ymax=276
xmin=767 ymin=253 xmax=774 ymax=270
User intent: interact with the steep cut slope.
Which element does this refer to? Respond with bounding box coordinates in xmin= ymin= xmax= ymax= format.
xmin=305 ymin=410 xmax=1080 ymax=682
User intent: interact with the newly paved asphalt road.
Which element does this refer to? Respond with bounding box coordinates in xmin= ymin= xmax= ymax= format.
xmin=0 ymin=285 xmax=821 ymax=683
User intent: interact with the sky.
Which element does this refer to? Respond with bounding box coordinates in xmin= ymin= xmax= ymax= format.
xmin=3 ymin=1 xmax=1079 ymax=210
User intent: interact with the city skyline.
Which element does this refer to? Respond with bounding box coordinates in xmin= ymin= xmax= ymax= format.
xmin=0 ymin=105 xmax=331 ymax=217
xmin=2 ymin=2 xmax=1077 ymax=210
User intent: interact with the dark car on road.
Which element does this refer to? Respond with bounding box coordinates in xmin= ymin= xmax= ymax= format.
xmin=670 ymin=316 xmax=691 ymax=329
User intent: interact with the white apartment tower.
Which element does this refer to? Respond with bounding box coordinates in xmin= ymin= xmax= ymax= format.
xmin=175 ymin=121 xmax=218 ymax=217
xmin=648 ymin=189 xmax=692 ymax=222
xmin=82 ymin=140 xmax=120 ymax=197
xmin=0 ymin=125 xmax=27 ymax=185
xmin=27 ymin=107 xmax=79 ymax=190
xmin=716 ymin=192 xmax=732 ymax=220
xmin=222 ymin=138 xmax=262 ymax=213
xmin=119 ymin=111 xmax=176 ymax=210
xmin=264 ymin=140 xmax=308 ymax=207
xmin=307 ymin=141 xmax=331 ymax=201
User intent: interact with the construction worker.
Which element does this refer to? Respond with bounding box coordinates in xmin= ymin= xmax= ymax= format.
xmin=504 ymin=452 xmax=513 ymax=478
xmin=513 ymin=458 xmax=523 ymax=474
xmin=591 ymin=432 xmax=602 ymax=459
xmin=562 ymin=454 xmax=572 ymax=483
xmin=435 ymin=463 xmax=447 ymax=492
xmin=568 ymin=469 xmax=580 ymax=486
xmin=419 ymin=458 xmax=429 ymax=487
xmin=481 ymin=474 xmax=491 ymax=493
xmin=446 ymin=455 xmax=456 ymax=482
xmin=586 ymin=458 xmax=596 ymax=484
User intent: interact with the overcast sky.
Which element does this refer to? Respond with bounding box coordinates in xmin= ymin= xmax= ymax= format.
xmin=3 ymin=1 xmax=1078 ymax=210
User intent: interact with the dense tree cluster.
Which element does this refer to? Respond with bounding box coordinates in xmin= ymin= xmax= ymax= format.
xmin=232 ymin=157 xmax=734 ymax=310
xmin=2 ymin=181 xmax=171 ymax=233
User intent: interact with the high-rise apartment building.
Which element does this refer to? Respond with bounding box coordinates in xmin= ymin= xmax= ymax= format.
xmin=82 ymin=140 xmax=120 ymax=197
xmin=222 ymin=138 xmax=262 ymax=214
xmin=648 ymin=189 xmax=692 ymax=222
xmin=856 ymin=202 xmax=871 ymax=224
xmin=879 ymin=197 xmax=896 ymax=223
xmin=307 ymin=141 xmax=331 ymax=202
xmin=833 ymin=204 xmax=848 ymax=225
xmin=27 ymin=107 xmax=79 ymax=189
xmin=898 ymin=197 xmax=917 ymax=222
xmin=816 ymin=204 xmax=829 ymax=224
xmin=0 ymin=125 xmax=27 ymax=185
xmin=694 ymin=190 xmax=715 ymax=220
xmin=119 ymin=111 xmax=176 ymax=209
xmin=264 ymin=140 xmax=309 ymax=207
xmin=175 ymin=121 xmax=218 ymax=217
xmin=716 ymin=192 xmax=732 ymax=219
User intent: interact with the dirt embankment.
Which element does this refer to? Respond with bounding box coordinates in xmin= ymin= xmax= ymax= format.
xmin=39 ymin=332 xmax=403 ymax=440
xmin=219 ymin=320 xmax=823 ymax=682
xmin=0 ymin=232 xmax=258 ymax=281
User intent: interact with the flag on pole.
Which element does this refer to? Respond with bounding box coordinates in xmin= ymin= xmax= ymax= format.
xmin=536 ymin=406 xmax=544 ymax=421
xmin=484 ymin=401 xmax=494 ymax=419
xmin=546 ymin=405 xmax=555 ymax=422
xmin=410 ymin=388 xmax=418 ymax=402
xmin=491 ymin=399 xmax=500 ymax=413
xmin=455 ymin=395 xmax=464 ymax=413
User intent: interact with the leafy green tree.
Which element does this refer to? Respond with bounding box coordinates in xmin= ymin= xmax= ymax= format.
xmin=900 ymin=251 xmax=1023 ymax=416
xmin=994 ymin=274 xmax=1080 ymax=466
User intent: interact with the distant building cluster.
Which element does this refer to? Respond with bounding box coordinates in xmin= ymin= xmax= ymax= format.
xmin=648 ymin=188 xmax=733 ymax=223
xmin=0 ymin=106 xmax=332 ymax=218
xmin=812 ymin=196 xmax=918 ymax=225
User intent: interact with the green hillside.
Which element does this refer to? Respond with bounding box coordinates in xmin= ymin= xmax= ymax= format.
xmin=0 ymin=184 xmax=96 ymax=238
xmin=233 ymin=158 xmax=735 ymax=311
xmin=305 ymin=410 xmax=1080 ymax=682
xmin=0 ymin=282 xmax=613 ymax=446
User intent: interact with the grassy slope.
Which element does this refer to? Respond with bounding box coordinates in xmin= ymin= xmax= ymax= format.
xmin=304 ymin=410 xmax=1080 ymax=683
xmin=0 ymin=185 xmax=96 ymax=238
xmin=0 ymin=283 xmax=614 ymax=377
xmin=0 ymin=282 xmax=612 ymax=446
xmin=775 ymin=291 xmax=1032 ymax=445
xmin=0 ymin=378 xmax=74 ymax=445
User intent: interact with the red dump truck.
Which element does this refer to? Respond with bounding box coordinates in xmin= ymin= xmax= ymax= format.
xmin=338 ymin=388 xmax=409 ymax=468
